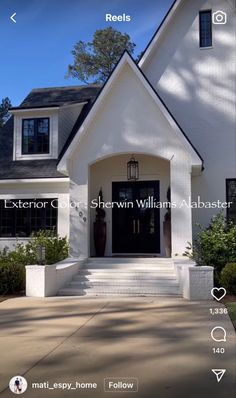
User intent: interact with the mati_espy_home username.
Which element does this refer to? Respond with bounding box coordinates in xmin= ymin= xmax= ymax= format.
xmin=3 ymin=196 xmax=233 ymax=210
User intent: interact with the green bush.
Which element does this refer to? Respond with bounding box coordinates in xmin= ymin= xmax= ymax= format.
xmin=0 ymin=231 xmax=69 ymax=294
xmin=0 ymin=262 xmax=25 ymax=294
xmin=184 ymin=213 xmax=236 ymax=283
xmin=220 ymin=263 xmax=236 ymax=295
xmin=25 ymin=230 xmax=69 ymax=265
xmin=0 ymin=243 xmax=29 ymax=265
xmin=0 ymin=245 xmax=27 ymax=294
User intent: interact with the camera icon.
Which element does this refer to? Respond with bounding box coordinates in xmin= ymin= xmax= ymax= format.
xmin=212 ymin=10 xmax=227 ymax=24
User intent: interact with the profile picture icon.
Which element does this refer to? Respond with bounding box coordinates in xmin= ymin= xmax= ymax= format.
xmin=9 ymin=376 xmax=28 ymax=394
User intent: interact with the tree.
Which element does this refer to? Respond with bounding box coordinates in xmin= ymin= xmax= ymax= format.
xmin=0 ymin=97 xmax=11 ymax=127
xmin=66 ymin=27 xmax=136 ymax=84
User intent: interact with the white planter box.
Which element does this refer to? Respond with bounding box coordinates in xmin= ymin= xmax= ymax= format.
xmin=174 ymin=259 xmax=214 ymax=300
xmin=25 ymin=257 xmax=86 ymax=297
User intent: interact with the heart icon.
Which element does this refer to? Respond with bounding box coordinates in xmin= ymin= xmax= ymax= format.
xmin=211 ymin=287 xmax=226 ymax=301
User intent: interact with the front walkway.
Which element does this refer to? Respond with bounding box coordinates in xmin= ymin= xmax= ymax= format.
xmin=0 ymin=297 xmax=235 ymax=398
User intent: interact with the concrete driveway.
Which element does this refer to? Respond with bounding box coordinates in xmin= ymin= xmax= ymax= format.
xmin=0 ymin=297 xmax=235 ymax=398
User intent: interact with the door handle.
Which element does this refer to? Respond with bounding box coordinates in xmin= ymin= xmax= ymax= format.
xmin=137 ymin=219 xmax=140 ymax=234
xmin=133 ymin=219 xmax=136 ymax=234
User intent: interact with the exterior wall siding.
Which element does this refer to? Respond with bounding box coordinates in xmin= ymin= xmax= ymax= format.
xmin=142 ymin=0 xmax=236 ymax=232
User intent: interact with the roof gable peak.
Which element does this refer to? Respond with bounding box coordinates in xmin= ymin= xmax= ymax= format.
xmin=58 ymin=48 xmax=202 ymax=173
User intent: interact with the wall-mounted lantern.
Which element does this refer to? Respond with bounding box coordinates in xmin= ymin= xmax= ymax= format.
xmin=127 ymin=155 xmax=139 ymax=181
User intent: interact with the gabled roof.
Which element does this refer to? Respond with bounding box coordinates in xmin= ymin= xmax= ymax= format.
xmin=138 ymin=0 xmax=182 ymax=68
xmin=1 ymin=14 xmax=205 ymax=180
xmin=0 ymin=85 xmax=101 ymax=180
xmin=58 ymin=101 xmax=93 ymax=162
xmin=58 ymin=51 xmax=203 ymax=173
xmin=11 ymin=84 xmax=101 ymax=110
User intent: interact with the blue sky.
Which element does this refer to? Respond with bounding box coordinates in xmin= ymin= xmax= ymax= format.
xmin=0 ymin=0 xmax=174 ymax=105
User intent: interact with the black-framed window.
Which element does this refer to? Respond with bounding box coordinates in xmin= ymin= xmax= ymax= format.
xmin=0 ymin=199 xmax=57 ymax=237
xmin=199 ymin=10 xmax=212 ymax=48
xmin=226 ymin=179 xmax=236 ymax=224
xmin=22 ymin=118 xmax=50 ymax=154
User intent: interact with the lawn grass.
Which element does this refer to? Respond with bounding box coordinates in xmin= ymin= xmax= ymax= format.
xmin=225 ymin=302 xmax=236 ymax=330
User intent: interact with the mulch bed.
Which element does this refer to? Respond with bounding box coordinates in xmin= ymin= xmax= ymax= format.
xmin=0 ymin=293 xmax=25 ymax=303
xmin=222 ymin=295 xmax=236 ymax=303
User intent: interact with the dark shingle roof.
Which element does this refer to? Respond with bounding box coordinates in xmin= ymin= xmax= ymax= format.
xmin=57 ymin=101 xmax=93 ymax=162
xmin=0 ymin=84 xmax=101 ymax=179
xmin=0 ymin=159 xmax=64 ymax=179
xmin=12 ymin=84 xmax=101 ymax=109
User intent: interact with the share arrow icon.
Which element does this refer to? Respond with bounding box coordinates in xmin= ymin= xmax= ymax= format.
xmin=212 ymin=369 xmax=226 ymax=382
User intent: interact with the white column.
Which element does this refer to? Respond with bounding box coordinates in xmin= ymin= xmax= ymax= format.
xmin=170 ymin=156 xmax=192 ymax=256
xmin=57 ymin=194 xmax=70 ymax=238
xmin=69 ymin=164 xmax=89 ymax=258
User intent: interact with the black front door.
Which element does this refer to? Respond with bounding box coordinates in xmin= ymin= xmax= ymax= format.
xmin=112 ymin=181 xmax=160 ymax=254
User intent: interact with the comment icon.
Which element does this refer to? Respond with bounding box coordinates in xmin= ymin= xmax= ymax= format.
xmin=210 ymin=326 xmax=227 ymax=342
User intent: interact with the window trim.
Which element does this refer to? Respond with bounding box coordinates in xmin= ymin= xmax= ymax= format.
xmin=199 ymin=10 xmax=212 ymax=48
xmin=0 ymin=198 xmax=58 ymax=238
xmin=226 ymin=178 xmax=236 ymax=224
xmin=22 ymin=117 xmax=50 ymax=155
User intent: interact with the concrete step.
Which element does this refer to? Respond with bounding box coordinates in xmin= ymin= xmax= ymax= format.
xmin=79 ymin=267 xmax=175 ymax=275
xmin=58 ymin=292 xmax=181 ymax=297
xmin=87 ymin=257 xmax=172 ymax=262
xmin=76 ymin=274 xmax=177 ymax=282
xmin=58 ymin=257 xmax=180 ymax=297
xmin=69 ymin=279 xmax=179 ymax=287
xmin=58 ymin=286 xmax=181 ymax=296
xmin=87 ymin=256 xmax=173 ymax=260
xmin=83 ymin=265 xmax=175 ymax=271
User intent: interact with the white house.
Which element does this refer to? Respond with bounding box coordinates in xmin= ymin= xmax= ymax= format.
xmin=0 ymin=0 xmax=235 ymax=299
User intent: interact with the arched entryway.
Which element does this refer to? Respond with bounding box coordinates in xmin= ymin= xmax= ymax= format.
xmin=89 ymin=153 xmax=170 ymax=257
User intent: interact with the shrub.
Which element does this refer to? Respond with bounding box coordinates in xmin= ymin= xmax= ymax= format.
xmin=25 ymin=230 xmax=69 ymax=265
xmin=0 ymin=243 xmax=29 ymax=265
xmin=0 ymin=245 xmax=26 ymax=294
xmin=220 ymin=263 xmax=236 ymax=295
xmin=0 ymin=231 xmax=69 ymax=294
xmin=184 ymin=213 xmax=236 ymax=283
xmin=0 ymin=263 xmax=25 ymax=294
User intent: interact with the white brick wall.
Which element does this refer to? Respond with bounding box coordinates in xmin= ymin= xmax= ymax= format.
xmin=25 ymin=257 xmax=86 ymax=297
xmin=188 ymin=266 xmax=214 ymax=300
xmin=175 ymin=260 xmax=214 ymax=300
